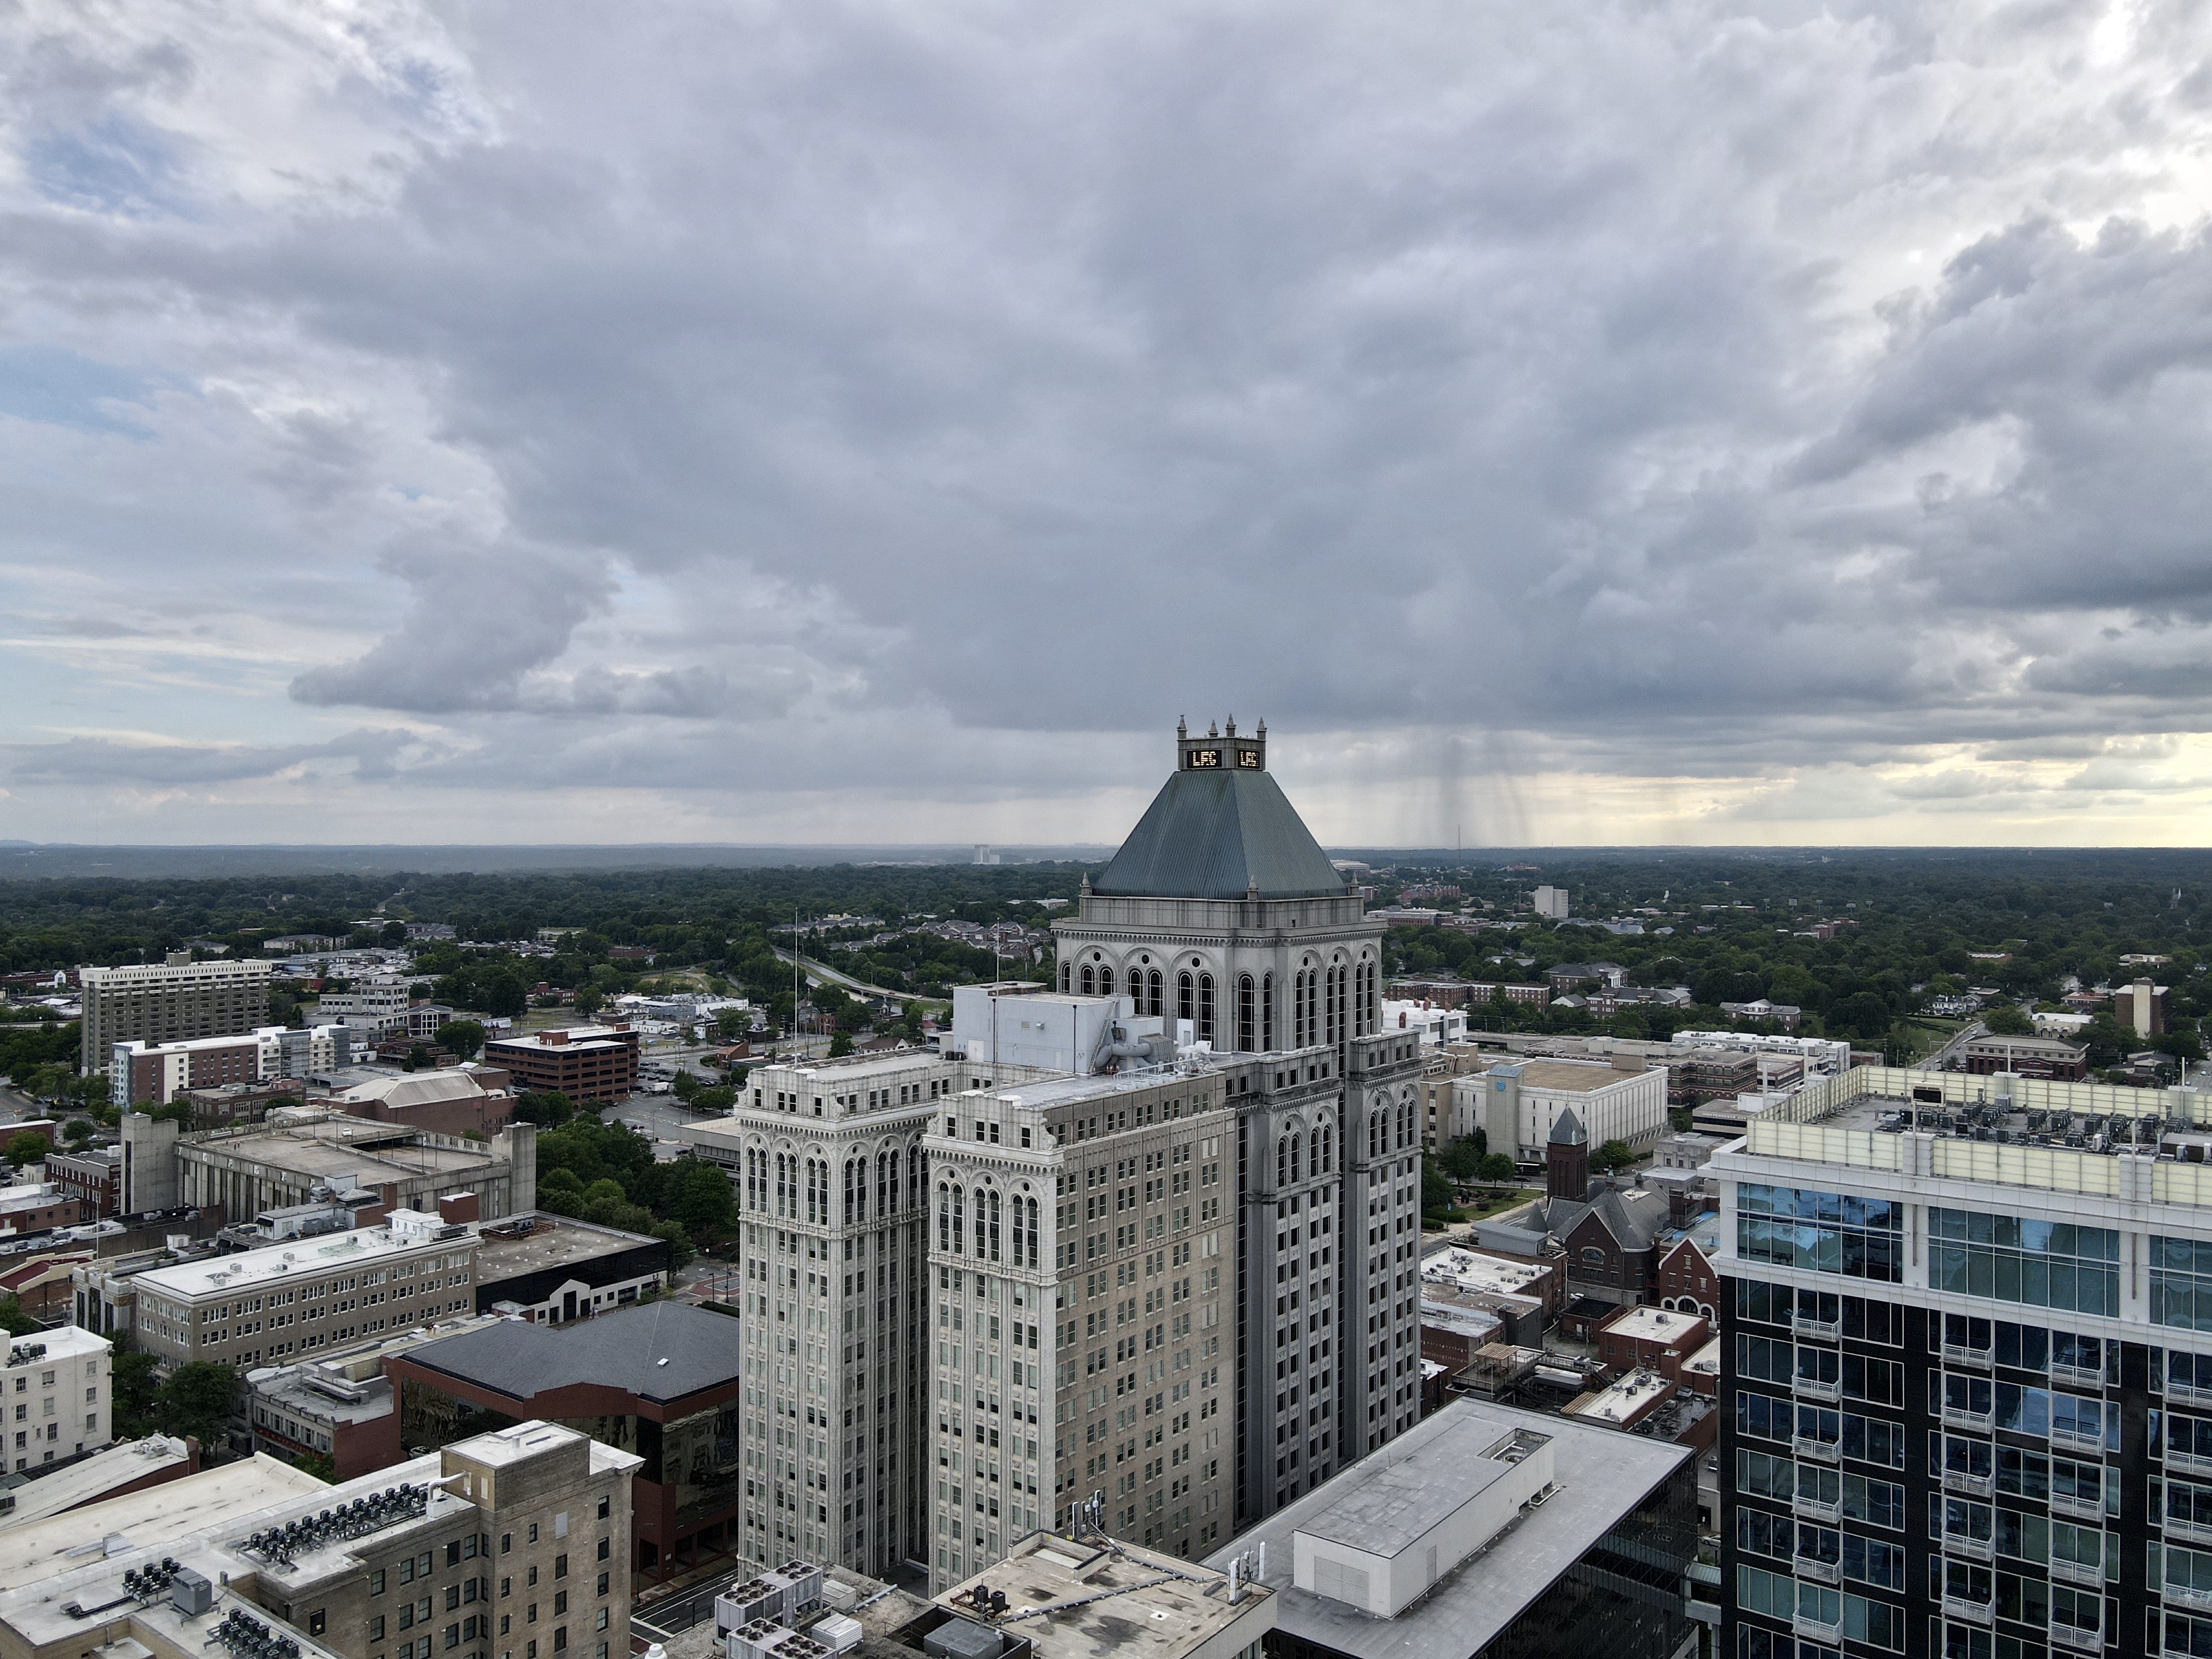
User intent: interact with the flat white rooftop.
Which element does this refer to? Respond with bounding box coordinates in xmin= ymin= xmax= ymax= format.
xmin=1602 ymin=1306 xmax=1705 ymax=1344
xmin=1571 ymin=1368 xmax=1673 ymax=1425
xmin=131 ymin=1217 xmax=464 ymax=1301
xmin=1421 ymin=1245 xmax=1549 ymax=1296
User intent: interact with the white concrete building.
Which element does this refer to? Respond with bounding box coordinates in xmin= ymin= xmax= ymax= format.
xmin=312 ymin=975 xmax=411 ymax=1035
xmin=1376 ymin=1000 xmax=1467 ymax=1048
xmin=1531 ymin=885 xmax=1570 ymax=920
xmin=1452 ymin=1058 xmax=1668 ymax=1161
xmin=4 ymin=1323 xmax=111 ymax=1474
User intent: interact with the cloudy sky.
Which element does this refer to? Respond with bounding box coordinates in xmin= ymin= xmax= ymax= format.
xmin=4 ymin=1 xmax=2212 ymax=849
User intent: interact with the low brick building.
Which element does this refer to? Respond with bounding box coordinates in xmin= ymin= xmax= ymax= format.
xmin=483 ymin=1022 xmax=641 ymax=1103
xmin=1655 ymin=1232 xmax=1721 ymax=1321
xmin=45 ymin=1146 xmax=122 ymax=1218
xmin=1594 ymin=1304 xmax=1712 ymax=1383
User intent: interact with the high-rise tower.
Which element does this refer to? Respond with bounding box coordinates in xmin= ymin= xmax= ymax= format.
xmin=1051 ymin=718 xmax=1426 ymax=1527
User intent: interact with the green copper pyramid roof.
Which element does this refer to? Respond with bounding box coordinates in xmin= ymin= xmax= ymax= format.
xmin=1093 ymin=767 xmax=1346 ymax=900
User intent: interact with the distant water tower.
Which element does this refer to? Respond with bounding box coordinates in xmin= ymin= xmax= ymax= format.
xmin=973 ymin=844 xmax=1001 ymax=865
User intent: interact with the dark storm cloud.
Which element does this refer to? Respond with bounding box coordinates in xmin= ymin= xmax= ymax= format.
xmin=4 ymin=0 xmax=2212 ymax=834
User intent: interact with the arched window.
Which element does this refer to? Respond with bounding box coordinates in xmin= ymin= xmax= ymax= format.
xmin=1060 ymin=962 xmax=1071 ymax=993
xmin=745 ymin=1147 xmax=760 ymax=1212
xmin=906 ymin=1144 xmax=920 ymax=1211
xmin=1262 ymin=973 xmax=1275 ymax=1051
xmin=1178 ymin=971 xmax=1195 ymax=1025
xmin=1369 ymin=1112 xmax=1383 ymax=1158
xmin=952 ymin=1185 xmax=966 ymax=1254
xmin=1363 ymin=960 xmax=1379 ymax=1033
xmin=877 ymin=1150 xmax=891 ymax=1217
xmin=1023 ymin=1196 xmax=1039 ymax=1267
xmin=1081 ymin=964 xmax=1096 ymax=996
xmin=938 ymin=1182 xmax=951 ymax=1253
xmin=1099 ymin=966 xmax=1114 ymax=997
xmin=1291 ymin=1134 xmax=1302 ymax=1185
xmin=1147 ymin=969 xmax=1164 ymax=1017
xmin=985 ymin=1188 xmax=1001 ymax=1261
xmin=1237 ymin=975 xmax=1255 ymax=1051
xmin=1317 ymin=1120 xmax=1333 ymax=1173
xmin=844 ymin=1158 xmax=858 ymax=1224
xmin=1198 ymin=973 xmax=1215 ymax=1046
xmin=1303 ymin=968 xmax=1319 ymax=1049
xmin=1277 ymin=1135 xmax=1291 ymax=1190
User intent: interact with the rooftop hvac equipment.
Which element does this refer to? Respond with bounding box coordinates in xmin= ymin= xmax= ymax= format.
xmin=773 ymin=1561 xmax=825 ymax=1618
xmin=726 ymin=1623 xmax=835 ymax=1659
xmin=923 ymin=1620 xmax=1003 ymax=1659
xmin=809 ymin=1615 xmax=861 ymax=1656
xmin=171 ymin=1567 xmax=214 ymax=1616
xmin=819 ymin=1581 xmax=858 ymax=1613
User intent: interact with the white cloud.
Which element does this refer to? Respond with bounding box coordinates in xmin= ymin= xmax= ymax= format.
xmin=3 ymin=1 xmax=2212 ymax=844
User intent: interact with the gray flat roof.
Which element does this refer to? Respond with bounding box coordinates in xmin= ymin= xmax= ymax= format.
xmin=1296 ymin=1413 xmax=1519 ymax=1556
xmin=1203 ymin=1399 xmax=1689 ymax=1659
xmin=399 ymin=1300 xmax=742 ymax=1405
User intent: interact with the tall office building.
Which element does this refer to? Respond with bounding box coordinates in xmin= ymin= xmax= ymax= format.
xmin=686 ymin=1049 xmax=1050 ymax=1580
xmin=1715 ymin=1066 xmax=2212 ymax=1659
xmin=79 ymin=955 xmax=272 ymax=1074
xmin=923 ymin=1063 xmax=1237 ymax=1590
xmin=687 ymin=718 xmax=1424 ymax=1586
xmin=1050 ymin=718 xmax=1426 ymax=1528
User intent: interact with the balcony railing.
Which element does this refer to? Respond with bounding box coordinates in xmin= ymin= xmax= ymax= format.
xmin=1792 ymin=1374 xmax=1841 ymax=1401
xmin=2050 ymin=1421 xmax=2106 ymax=1453
xmin=1792 ymin=1614 xmax=1843 ymax=1644
xmin=1793 ymin=1436 xmax=1841 ymax=1464
xmin=2049 ymin=1491 xmax=2105 ymax=1522
xmin=2168 ymin=1515 xmax=2212 ymax=1546
xmin=1793 ymin=1313 xmax=1841 ymax=1339
xmin=2168 ymin=1379 xmax=2212 ymax=1409
xmin=2049 ymin=1619 xmax=2102 ymax=1652
xmin=2049 ymin=1557 xmax=2104 ymax=1589
xmin=2050 ymin=1360 xmax=2106 ymax=1388
xmin=1792 ymin=1494 xmax=1841 ymax=1523
xmin=1943 ymin=1344 xmax=1994 ymax=1371
xmin=1942 ymin=1533 xmax=1995 ymax=1563
xmin=1941 ymin=1595 xmax=1995 ymax=1625
xmin=1942 ymin=1405 xmax=1995 ymax=1431
xmin=1793 ymin=1556 xmax=1841 ymax=1585
xmin=2171 ymin=1448 xmax=2212 ymax=1478
xmin=1943 ymin=1469 xmax=1995 ymax=1499
xmin=2166 ymin=1582 xmax=2212 ymax=1613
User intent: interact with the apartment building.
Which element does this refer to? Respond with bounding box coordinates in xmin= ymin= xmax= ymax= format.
xmin=922 ymin=1064 xmax=1237 ymax=1592
xmin=684 ymin=1050 xmax=1046 ymax=1582
xmin=129 ymin=1209 xmax=479 ymax=1373
xmin=1715 ymin=1065 xmax=2212 ymax=1659
xmin=3 ymin=1324 xmax=111 ymax=1474
xmin=111 ymin=1026 xmax=357 ymax=1107
xmin=80 ymin=956 xmax=272 ymax=1074
xmin=0 ymin=1417 xmax=637 ymax=1659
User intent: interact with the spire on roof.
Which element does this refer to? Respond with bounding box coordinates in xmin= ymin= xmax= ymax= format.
xmin=1549 ymin=1108 xmax=1588 ymax=1146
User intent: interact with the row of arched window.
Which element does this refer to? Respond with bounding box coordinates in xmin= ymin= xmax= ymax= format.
xmin=1061 ymin=956 xmax=1377 ymax=1053
xmin=936 ymin=1182 xmax=1041 ymax=1266
xmin=744 ymin=1145 xmax=916 ymax=1222
xmin=1276 ymin=1120 xmax=1335 ymax=1187
xmin=1366 ymin=1095 xmax=1418 ymax=1158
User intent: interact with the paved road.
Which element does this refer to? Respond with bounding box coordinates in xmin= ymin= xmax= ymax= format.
xmin=770 ymin=945 xmax=907 ymax=1002
xmin=1921 ymin=1019 xmax=1985 ymax=1071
